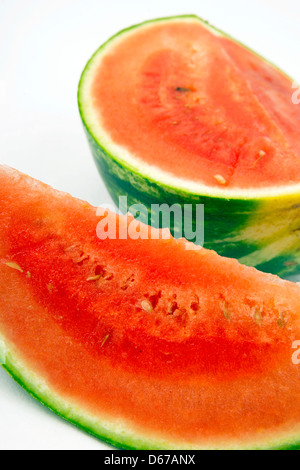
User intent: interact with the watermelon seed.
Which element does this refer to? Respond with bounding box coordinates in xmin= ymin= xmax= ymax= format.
xmin=214 ymin=174 xmax=227 ymax=185
xmin=141 ymin=300 xmax=154 ymax=313
xmin=75 ymin=252 xmax=89 ymax=265
xmin=221 ymin=300 xmax=231 ymax=320
xmin=5 ymin=261 xmax=23 ymax=273
xmin=278 ymin=312 xmax=288 ymax=328
xmin=175 ymin=86 xmax=193 ymax=93
xmin=104 ymin=273 xmax=114 ymax=281
xmin=252 ymin=306 xmax=263 ymax=325
xmin=252 ymin=150 xmax=267 ymax=168
xmin=65 ymin=243 xmax=80 ymax=252
xmin=87 ymin=275 xmax=102 ymax=282
xmin=100 ymin=334 xmax=110 ymax=347
xmin=175 ymin=308 xmax=188 ymax=327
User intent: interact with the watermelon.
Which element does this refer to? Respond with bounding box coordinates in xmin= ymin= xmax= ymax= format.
xmin=1 ymin=165 xmax=300 ymax=450
xmin=78 ymin=15 xmax=300 ymax=279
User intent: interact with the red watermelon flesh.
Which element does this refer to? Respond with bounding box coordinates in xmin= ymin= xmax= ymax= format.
xmin=1 ymin=165 xmax=300 ymax=449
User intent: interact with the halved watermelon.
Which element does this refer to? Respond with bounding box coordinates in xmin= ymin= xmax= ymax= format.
xmin=78 ymin=15 xmax=300 ymax=279
xmin=1 ymin=165 xmax=300 ymax=449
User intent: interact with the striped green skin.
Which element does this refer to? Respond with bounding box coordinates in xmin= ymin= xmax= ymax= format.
xmin=78 ymin=16 xmax=300 ymax=280
xmin=2 ymin=340 xmax=300 ymax=451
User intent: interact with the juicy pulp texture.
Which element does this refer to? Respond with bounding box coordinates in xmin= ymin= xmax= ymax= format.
xmin=1 ymin=166 xmax=300 ymax=449
xmin=88 ymin=17 xmax=300 ymax=190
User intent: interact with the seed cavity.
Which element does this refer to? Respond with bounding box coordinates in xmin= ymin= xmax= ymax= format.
xmin=148 ymin=291 xmax=161 ymax=309
xmin=74 ymin=253 xmax=89 ymax=265
xmin=5 ymin=262 xmax=23 ymax=273
xmin=190 ymin=295 xmax=200 ymax=312
xmin=65 ymin=245 xmax=90 ymax=265
xmin=95 ymin=265 xmax=105 ymax=276
xmin=190 ymin=302 xmax=199 ymax=312
xmin=121 ymin=274 xmax=135 ymax=290
xmin=87 ymin=265 xmax=112 ymax=282
xmin=168 ymin=301 xmax=178 ymax=315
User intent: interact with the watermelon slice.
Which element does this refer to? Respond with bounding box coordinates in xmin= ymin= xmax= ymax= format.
xmin=78 ymin=15 xmax=300 ymax=278
xmin=1 ymin=165 xmax=300 ymax=450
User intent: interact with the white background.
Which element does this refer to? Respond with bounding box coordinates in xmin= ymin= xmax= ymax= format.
xmin=1 ymin=0 xmax=300 ymax=450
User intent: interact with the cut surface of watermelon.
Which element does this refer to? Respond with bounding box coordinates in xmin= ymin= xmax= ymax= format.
xmin=1 ymin=166 xmax=300 ymax=449
xmin=81 ymin=17 xmax=300 ymax=191
xmin=78 ymin=16 xmax=300 ymax=278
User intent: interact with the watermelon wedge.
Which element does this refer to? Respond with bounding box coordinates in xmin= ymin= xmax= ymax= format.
xmin=1 ymin=165 xmax=300 ymax=450
xmin=78 ymin=15 xmax=300 ymax=278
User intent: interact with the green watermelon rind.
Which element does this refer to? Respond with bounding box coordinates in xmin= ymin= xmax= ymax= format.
xmin=82 ymin=128 xmax=300 ymax=279
xmin=1 ymin=335 xmax=300 ymax=450
xmin=78 ymin=15 xmax=300 ymax=279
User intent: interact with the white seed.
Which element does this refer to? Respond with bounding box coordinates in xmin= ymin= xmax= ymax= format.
xmin=141 ymin=300 xmax=153 ymax=313
xmin=5 ymin=262 xmax=23 ymax=273
xmin=86 ymin=275 xmax=102 ymax=282
xmin=100 ymin=334 xmax=110 ymax=348
xmin=214 ymin=174 xmax=227 ymax=185
xmin=222 ymin=302 xmax=231 ymax=320
xmin=252 ymin=306 xmax=263 ymax=325
xmin=278 ymin=312 xmax=288 ymax=328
